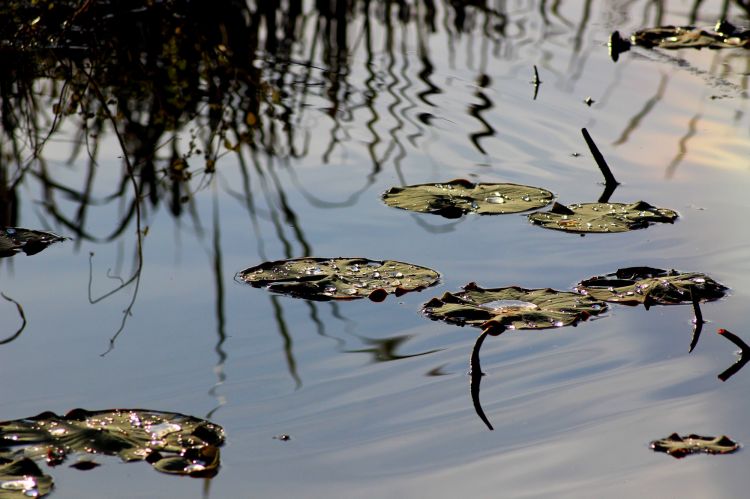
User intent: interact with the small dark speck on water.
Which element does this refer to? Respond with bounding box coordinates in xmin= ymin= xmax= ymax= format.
xmin=584 ymin=96 xmax=595 ymax=106
xmin=274 ymin=434 xmax=291 ymax=441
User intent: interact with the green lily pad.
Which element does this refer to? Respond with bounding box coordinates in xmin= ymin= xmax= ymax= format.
xmin=0 ymin=228 xmax=66 ymax=258
xmin=528 ymin=201 xmax=678 ymax=233
xmin=632 ymin=21 xmax=750 ymax=50
xmin=650 ymin=433 xmax=740 ymax=458
xmin=422 ymin=283 xmax=608 ymax=335
xmin=237 ymin=257 xmax=440 ymax=301
xmin=576 ymin=267 xmax=728 ymax=307
xmin=382 ymin=179 xmax=554 ymax=218
xmin=0 ymin=458 xmax=53 ymax=498
xmin=0 ymin=409 xmax=225 ymax=479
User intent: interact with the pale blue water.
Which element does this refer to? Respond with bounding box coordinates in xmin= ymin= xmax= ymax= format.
xmin=2 ymin=1 xmax=750 ymax=497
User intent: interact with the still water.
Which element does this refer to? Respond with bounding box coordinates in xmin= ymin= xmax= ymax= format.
xmin=2 ymin=0 xmax=750 ymax=497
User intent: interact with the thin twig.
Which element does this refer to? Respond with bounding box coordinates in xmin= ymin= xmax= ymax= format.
xmin=531 ymin=65 xmax=541 ymax=100
xmin=581 ymin=128 xmax=619 ymax=188
xmin=0 ymin=293 xmax=28 ymax=345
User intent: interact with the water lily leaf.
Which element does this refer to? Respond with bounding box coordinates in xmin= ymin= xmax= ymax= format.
xmin=237 ymin=257 xmax=440 ymax=301
xmin=0 ymin=457 xmax=53 ymax=498
xmin=0 ymin=409 xmax=225 ymax=478
xmin=0 ymin=228 xmax=66 ymax=258
xmin=422 ymin=283 xmax=607 ymax=335
xmin=632 ymin=21 xmax=750 ymax=50
xmin=528 ymin=201 xmax=678 ymax=233
xmin=650 ymin=433 xmax=740 ymax=458
xmin=576 ymin=267 xmax=727 ymax=307
xmin=382 ymin=179 xmax=554 ymax=218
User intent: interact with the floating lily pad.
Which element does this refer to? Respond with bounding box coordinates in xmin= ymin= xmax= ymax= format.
xmin=610 ymin=21 xmax=750 ymax=60
xmin=0 ymin=228 xmax=66 ymax=258
xmin=0 ymin=458 xmax=53 ymax=498
xmin=422 ymin=283 xmax=607 ymax=335
xmin=382 ymin=179 xmax=554 ymax=218
xmin=650 ymin=433 xmax=740 ymax=458
xmin=0 ymin=409 xmax=225 ymax=479
xmin=237 ymin=257 xmax=440 ymax=301
xmin=576 ymin=267 xmax=727 ymax=307
xmin=528 ymin=201 xmax=678 ymax=233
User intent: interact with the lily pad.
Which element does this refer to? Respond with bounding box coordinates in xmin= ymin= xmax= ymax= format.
xmin=528 ymin=201 xmax=678 ymax=233
xmin=237 ymin=257 xmax=440 ymax=301
xmin=576 ymin=267 xmax=727 ymax=307
xmin=422 ymin=283 xmax=607 ymax=335
xmin=381 ymin=179 xmax=554 ymax=218
xmin=0 ymin=458 xmax=53 ymax=498
xmin=650 ymin=433 xmax=740 ymax=458
xmin=0 ymin=409 xmax=225 ymax=479
xmin=609 ymin=21 xmax=750 ymax=60
xmin=0 ymin=228 xmax=66 ymax=258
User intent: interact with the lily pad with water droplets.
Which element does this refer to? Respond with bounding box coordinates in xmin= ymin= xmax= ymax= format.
xmin=382 ymin=179 xmax=554 ymax=218
xmin=0 ymin=409 xmax=225 ymax=479
xmin=528 ymin=201 xmax=678 ymax=233
xmin=422 ymin=283 xmax=608 ymax=335
xmin=237 ymin=257 xmax=440 ymax=301
xmin=0 ymin=228 xmax=66 ymax=258
xmin=576 ymin=267 xmax=728 ymax=307
xmin=0 ymin=458 xmax=53 ymax=498
xmin=650 ymin=433 xmax=740 ymax=458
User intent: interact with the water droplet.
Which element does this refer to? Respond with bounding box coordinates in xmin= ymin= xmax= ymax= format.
xmin=323 ymin=285 xmax=337 ymax=295
xmin=394 ymin=272 xmax=404 ymax=278
xmin=522 ymin=195 xmax=531 ymax=202
xmin=5 ymin=228 xmax=15 ymax=235
xmin=147 ymin=422 xmax=182 ymax=439
xmin=350 ymin=264 xmax=360 ymax=272
xmin=372 ymin=271 xmax=381 ymax=278
xmin=553 ymin=321 xmax=564 ymax=327
xmin=344 ymin=288 xmax=358 ymax=295
xmin=561 ymin=215 xmax=569 ymax=220
xmin=693 ymin=277 xmax=706 ymax=283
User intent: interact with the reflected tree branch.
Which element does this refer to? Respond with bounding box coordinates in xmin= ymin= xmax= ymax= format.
xmin=0 ymin=292 xmax=27 ymax=345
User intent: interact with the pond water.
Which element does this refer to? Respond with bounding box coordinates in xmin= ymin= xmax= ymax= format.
xmin=2 ymin=0 xmax=750 ymax=497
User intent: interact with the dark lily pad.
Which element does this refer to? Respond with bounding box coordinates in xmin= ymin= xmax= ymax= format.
xmin=576 ymin=267 xmax=727 ymax=307
xmin=650 ymin=433 xmax=740 ymax=458
xmin=0 ymin=228 xmax=66 ymax=258
xmin=237 ymin=257 xmax=440 ymax=301
xmin=0 ymin=409 xmax=225 ymax=479
xmin=422 ymin=283 xmax=607 ymax=335
xmin=382 ymin=179 xmax=554 ymax=218
xmin=528 ymin=201 xmax=678 ymax=233
xmin=0 ymin=457 xmax=53 ymax=498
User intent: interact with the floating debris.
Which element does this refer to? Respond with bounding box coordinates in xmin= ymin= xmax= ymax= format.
xmin=0 ymin=228 xmax=66 ymax=258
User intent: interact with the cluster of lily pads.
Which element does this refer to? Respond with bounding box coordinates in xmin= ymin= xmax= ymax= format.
xmin=235 ymin=127 xmax=738 ymax=443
